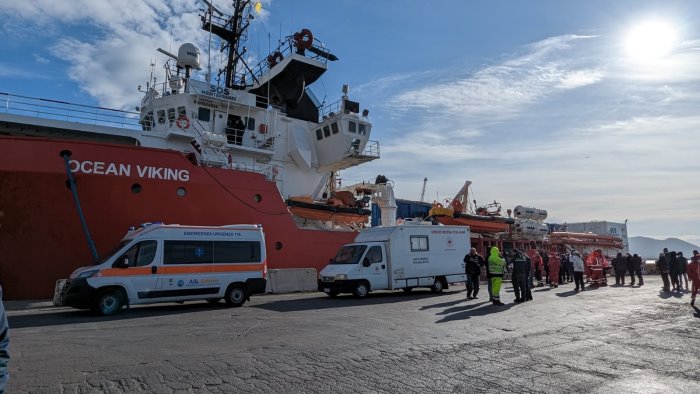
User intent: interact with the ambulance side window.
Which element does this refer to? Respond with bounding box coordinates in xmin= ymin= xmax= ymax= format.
xmin=164 ymin=241 xmax=214 ymax=264
xmin=213 ymin=241 xmax=261 ymax=263
xmin=116 ymin=240 xmax=157 ymax=267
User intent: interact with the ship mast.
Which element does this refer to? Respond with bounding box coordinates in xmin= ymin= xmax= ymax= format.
xmin=201 ymin=0 xmax=255 ymax=88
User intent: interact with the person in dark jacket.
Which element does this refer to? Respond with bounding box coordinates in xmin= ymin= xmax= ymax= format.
xmin=631 ymin=254 xmax=644 ymax=286
xmin=0 ymin=285 xmax=9 ymax=392
xmin=625 ymin=253 xmax=635 ymax=285
xmin=678 ymin=252 xmax=689 ymax=290
xmin=669 ymin=251 xmax=681 ymax=292
xmin=656 ymin=252 xmax=671 ymax=292
xmin=511 ymin=250 xmax=531 ymax=303
xmin=464 ymin=247 xmax=486 ymax=300
xmin=612 ymin=252 xmax=626 ymax=285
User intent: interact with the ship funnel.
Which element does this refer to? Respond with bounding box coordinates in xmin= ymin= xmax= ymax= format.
xmin=177 ymin=43 xmax=201 ymax=70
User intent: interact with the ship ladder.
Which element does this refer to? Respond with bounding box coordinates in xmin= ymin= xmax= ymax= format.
xmin=61 ymin=151 xmax=100 ymax=263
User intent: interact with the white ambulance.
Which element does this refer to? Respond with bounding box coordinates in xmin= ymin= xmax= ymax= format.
xmin=63 ymin=223 xmax=267 ymax=315
xmin=318 ymin=223 xmax=469 ymax=298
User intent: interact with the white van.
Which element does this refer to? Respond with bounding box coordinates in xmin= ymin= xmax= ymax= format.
xmin=318 ymin=223 xmax=469 ymax=297
xmin=63 ymin=223 xmax=267 ymax=315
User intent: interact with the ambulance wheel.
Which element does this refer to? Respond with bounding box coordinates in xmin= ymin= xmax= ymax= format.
xmin=353 ymin=281 xmax=369 ymax=298
xmin=94 ymin=288 xmax=125 ymax=315
xmin=225 ymin=284 xmax=247 ymax=307
xmin=206 ymin=298 xmax=221 ymax=304
xmin=431 ymin=278 xmax=445 ymax=293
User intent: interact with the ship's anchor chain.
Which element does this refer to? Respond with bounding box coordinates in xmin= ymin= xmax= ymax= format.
xmin=61 ymin=150 xmax=100 ymax=263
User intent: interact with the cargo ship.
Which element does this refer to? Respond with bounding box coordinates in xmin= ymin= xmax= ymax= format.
xmin=0 ymin=1 xmax=393 ymax=299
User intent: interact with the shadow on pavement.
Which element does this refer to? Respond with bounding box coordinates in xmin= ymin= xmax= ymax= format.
xmin=8 ymin=302 xmax=231 ymax=329
xmin=435 ymin=302 xmax=514 ymax=323
xmin=420 ymin=297 xmax=468 ymax=310
xmin=657 ymin=291 xmax=683 ymax=299
xmin=252 ymin=290 xmax=457 ymax=313
xmin=555 ymin=290 xmax=578 ymax=298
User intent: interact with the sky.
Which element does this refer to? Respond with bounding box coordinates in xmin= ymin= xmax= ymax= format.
xmin=1 ymin=0 xmax=699 ymax=245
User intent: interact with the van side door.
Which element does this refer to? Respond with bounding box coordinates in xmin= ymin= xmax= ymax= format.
xmin=156 ymin=240 xmax=219 ymax=300
xmin=361 ymin=245 xmax=388 ymax=290
xmin=108 ymin=240 xmax=159 ymax=300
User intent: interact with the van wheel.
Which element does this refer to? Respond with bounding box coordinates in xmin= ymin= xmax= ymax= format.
xmin=94 ymin=289 xmax=125 ymax=315
xmin=206 ymin=298 xmax=221 ymax=304
xmin=225 ymin=285 xmax=247 ymax=307
xmin=353 ymin=281 xmax=369 ymax=298
xmin=431 ymin=278 xmax=445 ymax=293
xmin=402 ymin=287 xmax=413 ymax=293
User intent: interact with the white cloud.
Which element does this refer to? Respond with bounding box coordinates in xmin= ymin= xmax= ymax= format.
xmin=0 ymin=0 xmax=271 ymax=110
xmin=346 ymin=32 xmax=700 ymax=240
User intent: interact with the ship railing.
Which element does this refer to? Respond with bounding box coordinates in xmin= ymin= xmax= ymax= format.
xmin=358 ymin=140 xmax=380 ymax=158
xmin=249 ymin=34 xmax=332 ymax=83
xmin=319 ymin=99 xmax=343 ymax=119
xmin=0 ymin=92 xmax=141 ymax=130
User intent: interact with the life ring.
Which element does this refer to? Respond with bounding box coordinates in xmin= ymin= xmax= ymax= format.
xmin=176 ymin=114 xmax=190 ymax=130
xmin=293 ymin=28 xmax=313 ymax=52
xmin=267 ymin=51 xmax=284 ymax=67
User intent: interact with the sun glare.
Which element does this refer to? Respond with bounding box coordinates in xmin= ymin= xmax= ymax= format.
xmin=624 ymin=20 xmax=678 ymax=61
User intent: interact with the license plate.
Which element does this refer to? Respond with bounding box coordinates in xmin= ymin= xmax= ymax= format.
xmin=323 ymin=288 xmax=330 ymax=293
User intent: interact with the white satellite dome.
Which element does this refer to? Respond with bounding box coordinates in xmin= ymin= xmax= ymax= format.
xmin=177 ymin=43 xmax=201 ymax=70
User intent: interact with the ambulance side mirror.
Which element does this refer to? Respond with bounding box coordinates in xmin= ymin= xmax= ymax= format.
xmin=362 ymin=257 xmax=371 ymax=267
xmin=114 ymin=256 xmax=129 ymax=268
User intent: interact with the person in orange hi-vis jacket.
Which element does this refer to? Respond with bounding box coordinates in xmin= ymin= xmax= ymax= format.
xmin=548 ymin=250 xmax=560 ymax=288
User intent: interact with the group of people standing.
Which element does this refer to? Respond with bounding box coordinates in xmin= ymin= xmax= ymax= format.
xmin=463 ymin=246 xmax=588 ymax=306
xmin=657 ymin=249 xmax=700 ymax=306
xmin=611 ymin=252 xmax=645 ymax=286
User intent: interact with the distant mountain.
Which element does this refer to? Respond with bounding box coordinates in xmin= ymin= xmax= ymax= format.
xmin=629 ymin=236 xmax=699 ymax=260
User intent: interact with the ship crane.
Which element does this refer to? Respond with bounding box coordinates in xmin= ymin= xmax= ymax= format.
xmin=419 ymin=177 xmax=428 ymax=202
xmin=449 ymin=180 xmax=472 ymax=214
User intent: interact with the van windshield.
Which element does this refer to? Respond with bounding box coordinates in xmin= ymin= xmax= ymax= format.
xmin=94 ymin=241 xmax=130 ymax=265
xmin=331 ymin=245 xmax=367 ymax=265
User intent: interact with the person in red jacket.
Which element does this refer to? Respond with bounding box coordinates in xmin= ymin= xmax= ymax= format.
xmin=548 ymin=250 xmax=560 ymax=288
xmin=689 ymin=250 xmax=700 ymax=307
xmin=528 ymin=249 xmax=544 ymax=288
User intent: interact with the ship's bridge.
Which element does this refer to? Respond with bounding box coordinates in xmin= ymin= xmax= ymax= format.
xmin=312 ymin=99 xmax=379 ymax=173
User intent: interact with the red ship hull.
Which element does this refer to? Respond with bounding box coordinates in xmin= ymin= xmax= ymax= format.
xmin=0 ymin=136 xmax=355 ymax=299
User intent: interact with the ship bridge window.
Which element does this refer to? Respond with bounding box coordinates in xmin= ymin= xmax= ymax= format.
xmin=157 ymin=110 xmax=166 ymax=124
xmin=348 ymin=121 xmax=356 ymax=133
xmin=316 ymin=129 xmax=323 ymax=140
xmin=167 ymin=108 xmax=176 ymax=123
xmin=323 ymin=125 xmax=331 ymax=137
xmin=331 ymin=122 xmax=339 ymax=134
xmin=245 ymin=117 xmax=255 ymax=130
xmin=142 ymin=111 xmax=154 ymax=131
xmin=359 ymin=123 xmax=367 ymax=135
xmin=198 ymin=107 xmax=211 ymax=122
xmin=177 ymin=106 xmax=186 ymax=116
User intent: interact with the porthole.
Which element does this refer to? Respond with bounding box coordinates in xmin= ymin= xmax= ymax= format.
xmin=131 ymin=183 xmax=142 ymax=194
xmin=254 ymin=194 xmax=262 ymax=202
xmin=275 ymin=242 xmax=283 ymax=250
xmin=176 ymin=187 xmax=187 ymax=197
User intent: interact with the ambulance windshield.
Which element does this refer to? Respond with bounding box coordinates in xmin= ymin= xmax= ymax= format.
xmin=331 ymin=245 xmax=367 ymax=265
xmin=94 ymin=240 xmax=131 ymax=265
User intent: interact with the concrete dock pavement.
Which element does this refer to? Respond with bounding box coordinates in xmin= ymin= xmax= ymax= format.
xmin=5 ymin=276 xmax=699 ymax=393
